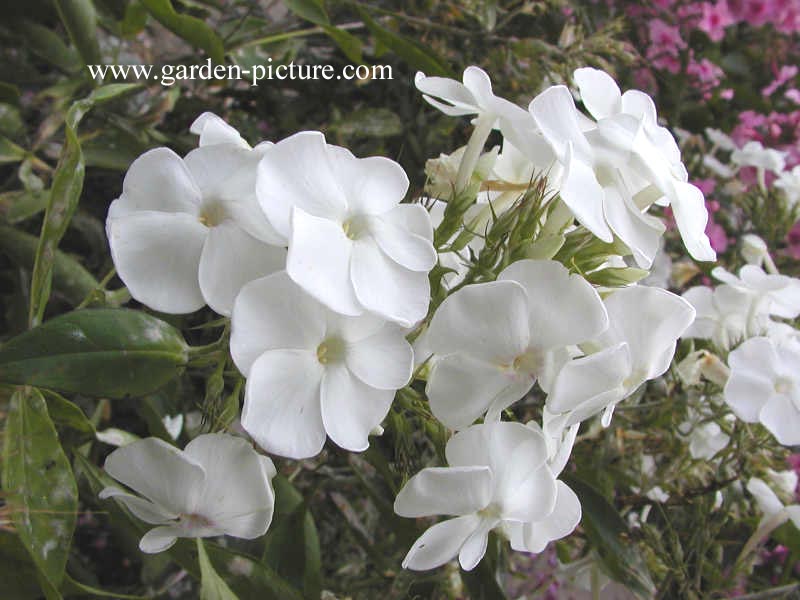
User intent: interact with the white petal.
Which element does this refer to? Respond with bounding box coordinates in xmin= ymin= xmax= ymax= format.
xmin=108 ymin=148 xmax=201 ymax=219
xmin=501 ymin=465 xmax=558 ymax=523
xmin=670 ymin=181 xmax=716 ymax=262
xmin=230 ymin=271 xmax=327 ymax=376
xmin=760 ymin=395 xmax=800 ymax=445
xmin=498 ymin=260 xmax=608 ymax=349
xmin=107 ymin=211 xmax=206 ymax=313
xmin=394 ymin=466 xmax=493 ymax=517
xmin=602 ymin=184 xmax=665 ymax=269
xmin=320 ymin=365 xmax=394 ymax=452
xmin=426 ymin=280 xmax=530 ymax=363
xmin=402 ymin=515 xmax=481 ymax=571
xmin=350 ymin=237 xmax=430 ymax=327
xmin=287 ymin=207 xmax=362 ymax=317
xmin=103 ymin=437 xmax=205 ymax=516
xmin=746 ymin=477 xmax=785 ymax=517
xmin=530 ymin=86 xmax=593 ymax=161
xmin=345 ymin=325 xmax=413 ymax=390
xmin=139 ymin=526 xmax=181 ymax=553
xmin=381 ymin=203 xmax=434 ymax=242
xmin=325 ymin=146 xmax=409 ymax=215
xmin=190 ymin=112 xmax=249 ymax=148
xmin=415 ymin=71 xmax=478 ymax=115
xmin=241 ymin=349 xmax=326 ymax=459
xmin=519 ymin=481 xmax=582 ymax=553
xmin=547 ymin=344 xmax=631 ymax=414
xmin=98 ymin=487 xmax=177 ymax=524
xmin=559 ymin=143 xmax=614 ymax=242
xmin=458 ymin=518 xmax=496 ymax=571
xmin=427 ymin=353 xmax=531 ymax=430
xmin=370 ymin=216 xmax=437 ymax=272
xmin=574 ymin=67 xmax=622 ymax=120
xmin=724 ymin=337 xmax=775 ymax=421
xmin=256 ymin=131 xmax=347 ymax=238
xmin=199 ymin=221 xmax=286 ymax=316
xmin=184 ymin=433 xmax=276 ymax=538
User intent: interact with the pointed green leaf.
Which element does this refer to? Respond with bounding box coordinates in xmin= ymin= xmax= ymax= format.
xmin=0 ymin=135 xmax=26 ymax=164
xmin=283 ymin=0 xmax=329 ymax=25
xmin=2 ymin=387 xmax=78 ymax=592
xmin=198 ymin=539 xmax=239 ymax=600
xmin=54 ymin=0 xmax=103 ymax=67
xmin=140 ymin=0 xmax=225 ymax=64
xmin=0 ymin=309 xmax=189 ymax=398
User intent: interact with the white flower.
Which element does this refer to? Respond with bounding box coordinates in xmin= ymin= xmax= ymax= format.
xmin=682 ymin=284 xmax=752 ymax=349
xmin=746 ymin=477 xmax=800 ymax=529
xmin=766 ymin=469 xmax=799 ymax=498
xmin=704 ymin=128 xmax=737 ymax=152
xmin=425 ymin=259 xmax=608 ymax=429
xmin=530 ymin=68 xmax=715 ymax=266
xmin=394 ymin=421 xmax=576 ymax=571
xmin=702 ymin=154 xmax=736 ymax=178
xmin=712 ymin=265 xmax=800 ymax=324
xmin=230 ymin=271 xmax=413 ymax=459
xmin=731 ymin=141 xmax=786 ymax=173
xmin=740 ymin=234 xmax=770 ymax=267
xmin=256 ymin=131 xmax=436 ymax=327
xmin=99 ymin=433 xmax=276 ymax=553
xmin=724 ymin=336 xmax=800 ymax=445
xmin=686 ymin=421 xmax=730 ymax=460
xmin=547 ymin=285 xmax=696 ymax=429
xmin=190 ymin=112 xmax=250 ymax=148
xmin=107 ymin=115 xmax=286 ymax=315
xmin=774 ymin=165 xmax=800 ymax=208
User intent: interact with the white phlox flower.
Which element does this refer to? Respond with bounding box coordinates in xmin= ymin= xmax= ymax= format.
xmin=256 ymin=131 xmax=436 ymax=327
xmin=107 ymin=113 xmax=286 ymax=315
xmin=775 ymin=165 xmax=800 ymax=208
xmin=530 ymin=68 xmax=715 ymax=267
xmin=394 ymin=421 xmax=567 ymax=571
xmin=425 ymin=259 xmax=609 ymax=430
xmin=731 ymin=141 xmax=787 ymax=173
xmin=683 ymin=420 xmax=731 ymax=461
xmin=230 ymin=271 xmax=414 ymax=459
xmin=724 ymin=336 xmax=800 ymax=445
xmin=546 ymin=285 xmax=696 ymax=430
xmin=746 ymin=477 xmax=800 ymax=530
xmin=99 ymin=433 xmax=276 ymax=553
xmin=682 ymin=284 xmax=752 ymax=349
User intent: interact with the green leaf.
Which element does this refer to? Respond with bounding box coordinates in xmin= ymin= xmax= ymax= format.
xmin=355 ymin=7 xmax=452 ymax=77
xmin=563 ymin=475 xmax=655 ymax=599
xmin=263 ymin=476 xmax=322 ymax=599
xmin=0 ymin=530 xmax=42 ymax=599
xmin=322 ymin=25 xmax=363 ymax=63
xmin=41 ymin=390 xmax=96 ymax=444
xmin=17 ymin=20 xmax=79 ymax=72
xmin=62 ymin=574 xmax=149 ymax=599
xmin=120 ymin=0 xmax=149 ymax=37
xmin=54 ymin=0 xmax=103 ymax=67
xmin=0 ymin=135 xmax=26 ymax=164
xmin=586 ymin=266 xmax=650 ymax=287
xmin=283 ymin=0 xmax=329 ymax=25
xmin=2 ymin=387 xmax=78 ymax=593
xmin=0 ymin=225 xmax=100 ymax=308
xmin=140 ymin=0 xmax=225 ymax=64
xmin=0 ymin=190 xmax=50 ymax=223
xmin=198 ymin=539 xmax=239 ymax=600
xmin=0 ymin=309 xmax=189 ymax=398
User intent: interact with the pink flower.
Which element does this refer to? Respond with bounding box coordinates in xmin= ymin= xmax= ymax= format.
xmin=720 ymin=88 xmax=735 ymax=99
xmin=706 ymin=218 xmax=729 ymax=253
xmin=762 ymin=65 xmax=798 ymax=97
xmin=787 ymin=220 xmax=800 ymax=260
xmin=698 ymin=1 xmax=735 ymax=40
xmin=734 ymin=0 xmax=774 ymax=26
xmin=648 ymin=19 xmax=687 ymax=49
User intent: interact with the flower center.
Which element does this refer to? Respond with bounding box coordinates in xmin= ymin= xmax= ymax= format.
xmin=179 ymin=512 xmax=215 ymax=529
xmin=342 ymin=215 xmax=369 ymax=240
xmin=198 ymin=200 xmax=228 ymax=227
xmin=511 ymin=347 xmax=544 ymax=377
xmin=477 ymin=503 xmax=502 ymax=521
xmin=316 ymin=336 xmax=346 ymax=364
xmin=774 ymin=377 xmax=794 ymax=395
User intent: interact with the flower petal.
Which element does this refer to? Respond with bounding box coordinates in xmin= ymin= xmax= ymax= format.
xmin=199 ymin=221 xmax=286 ymax=316
xmin=98 ymin=487 xmax=177 ymax=524
xmin=107 ymin=211 xmax=207 ymax=313
xmin=287 ymin=207 xmax=362 ymax=317
xmin=320 ymin=364 xmax=394 ymax=452
xmin=241 ymin=349 xmax=326 ymax=459
xmin=257 ymin=131 xmax=347 ymax=238
xmin=402 ymin=515 xmax=481 ymax=571
xmin=426 ymin=280 xmax=530 ymax=363
xmin=459 ymin=517 xmax=497 ymax=571
xmin=345 ymin=325 xmax=413 ymax=390
xmin=139 ymin=526 xmax=182 ymax=553
xmin=380 ymin=203 xmax=434 ymax=242
xmin=602 ymin=183 xmax=665 ymax=269
xmin=427 ymin=353 xmax=532 ymax=430
xmin=103 ymin=437 xmax=206 ymax=516
xmin=519 ymin=481 xmax=582 ymax=553
xmin=230 ymin=271 xmax=327 ymax=376
xmin=760 ymin=395 xmax=800 ymax=446
xmin=325 ymin=146 xmax=409 ymax=215
xmin=190 ymin=112 xmax=249 ymax=148
xmin=530 ymin=85 xmax=593 ymax=161
xmin=559 ymin=143 xmax=614 ymax=242
xmin=498 ymin=260 xmax=608 ymax=349
xmin=350 ymin=237 xmax=430 ymax=327
xmin=108 ymin=148 xmax=201 ymax=219
xmin=370 ymin=216 xmax=437 ymax=272
xmin=574 ymin=67 xmax=622 ymax=120
xmin=184 ymin=433 xmax=276 ymax=538
xmin=669 ymin=181 xmax=716 ymax=262
xmin=394 ymin=466 xmax=493 ymax=518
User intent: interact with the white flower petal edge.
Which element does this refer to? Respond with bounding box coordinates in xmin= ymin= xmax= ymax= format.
xmin=395 ymin=421 xmax=576 ymax=572
xmin=99 ymin=434 xmax=276 ymax=553
xmin=257 ymin=131 xmax=435 ymax=326
xmin=232 ymin=271 xmax=413 ymax=459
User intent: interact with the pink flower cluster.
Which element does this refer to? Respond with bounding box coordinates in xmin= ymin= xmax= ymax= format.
xmin=732 ymin=109 xmax=800 ymax=167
